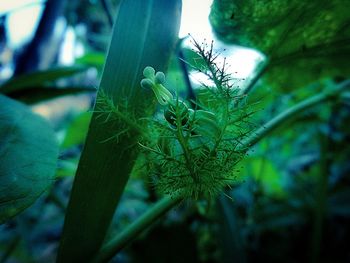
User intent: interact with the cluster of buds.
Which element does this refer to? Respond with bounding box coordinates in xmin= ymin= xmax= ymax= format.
xmin=140 ymin=66 xmax=220 ymax=140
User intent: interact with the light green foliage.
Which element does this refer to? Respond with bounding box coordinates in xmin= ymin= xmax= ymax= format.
xmin=61 ymin=111 xmax=92 ymax=149
xmin=0 ymin=95 xmax=58 ymax=224
xmin=210 ymin=0 xmax=350 ymax=90
xmin=137 ymin=39 xmax=256 ymax=199
xmin=93 ymin=89 xmax=147 ymax=143
xmin=239 ymin=157 xmax=285 ymax=197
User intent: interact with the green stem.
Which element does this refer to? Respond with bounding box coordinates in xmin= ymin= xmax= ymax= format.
xmin=238 ymin=80 xmax=350 ymax=151
xmin=175 ymin=105 xmax=197 ymax=181
xmin=92 ymin=195 xmax=183 ymax=263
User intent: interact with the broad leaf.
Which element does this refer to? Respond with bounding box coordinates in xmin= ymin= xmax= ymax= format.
xmin=0 ymin=95 xmax=58 ymax=224
xmin=210 ymin=0 xmax=350 ymax=90
xmin=57 ymin=0 xmax=182 ymax=261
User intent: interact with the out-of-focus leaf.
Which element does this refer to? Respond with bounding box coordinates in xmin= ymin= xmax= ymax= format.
xmin=76 ymin=52 xmax=106 ymax=67
xmin=56 ymin=159 xmax=79 ymax=178
xmin=6 ymin=86 xmax=95 ymax=104
xmin=210 ymin=0 xmax=350 ymax=90
xmin=238 ymin=157 xmax=285 ymax=197
xmin=0 ymin=95 xmax=58 ymax=224
xmin=61 ymin=111 xmax=92 ymax=149
xmin=0 ymin=66 xmax=88 ymax=94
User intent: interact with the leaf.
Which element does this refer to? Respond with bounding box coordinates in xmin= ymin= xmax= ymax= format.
xmin=57 ymin=0 xmax=182 ymax=261
xmin=0 ymin=95 xmax=58 ymax=224
xmin=61 ymin=111 xmax=92 ymax=149
xmin=0 ymin=66 xmax=88 ymax=94
xmin=238 ymin=157 xmax=285 ymax=197
xmin=6 ymin=86 xmax=95 ymax=104
xmin=76 ymin=52 xmax=106 ymax=68
xmin=210 ymin=0 xmax=350 ymax=90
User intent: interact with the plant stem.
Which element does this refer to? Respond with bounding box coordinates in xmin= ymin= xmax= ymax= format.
xmin=238 ymin=79 xmax=350 ymax=151
xmin=92 ymin=195 xmax=183 ymax=263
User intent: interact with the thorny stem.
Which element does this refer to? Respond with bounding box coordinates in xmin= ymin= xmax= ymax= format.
xmin=174 ymin=104 xmax=197 ymax=181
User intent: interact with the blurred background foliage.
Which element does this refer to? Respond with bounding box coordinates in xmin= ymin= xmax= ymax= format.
xmin=0 ymin=0 xmax=349 ymax=262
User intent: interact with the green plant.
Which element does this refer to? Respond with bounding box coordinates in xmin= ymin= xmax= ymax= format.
xmin=89 ymin=38 xmax=350 ymax=262
xmin=1 ymin=0 xmax=349 ymax=262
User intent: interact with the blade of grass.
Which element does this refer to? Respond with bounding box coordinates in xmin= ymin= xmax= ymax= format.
xmin=57 ymin=0 xmax=182 ymax=262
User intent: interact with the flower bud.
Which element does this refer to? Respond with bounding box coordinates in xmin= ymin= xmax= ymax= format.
xmin=143 ymin=66 xmax=155 ymax=79
xmin=155 ymin=71 xmax=166 ymax=84
xmin=153 ymin=83 xmax=173 ymax=105
xmin=140 ymin=78 xmax=154 ymax=89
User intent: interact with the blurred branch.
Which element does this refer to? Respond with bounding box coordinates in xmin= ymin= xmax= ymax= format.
xmin=177 ymin=39 xmax=196 ymax=102
xmin=239 ymin=60 xmax=269 ymax=95
xmin=100 ymin=0 xmax=114 ymax=28
xmin=239 ymin=79 xmax=350 ymax=151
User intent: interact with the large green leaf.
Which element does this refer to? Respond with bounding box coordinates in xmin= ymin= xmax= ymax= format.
xmin=0 ymin=95 xmax=58 ymax=224
xmin=57 ymin=0 xmax=182 ymax=261
xmin=210 ymin=0 xmax=350 ymax=90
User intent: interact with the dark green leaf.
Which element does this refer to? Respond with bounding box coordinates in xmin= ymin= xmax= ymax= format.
xmin=210 ymin=0 xmax=350 ymax=89
xmin=0 ymin=95 xmax=58 ymax=224
xmin=7 ymin=86 xmax=95 ymax=104
xmin=57 ymin=0 xmax=182 ymax=261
